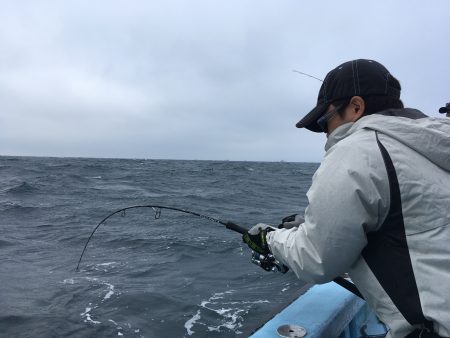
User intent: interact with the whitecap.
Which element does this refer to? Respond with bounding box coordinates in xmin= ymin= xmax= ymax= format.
xmin=97 ymin=262 xmax=117 ymax=266
xmin=81 ymin=306 xmax=101 ymax=325
xmin=187 ymin=289 xmax=270 ymax=335
xmin=215 ymin=308 xmax=233 ymax=315
xmin=102 ymin=283 xmax=115 ymax=301
xmin=184 ymin=310 xmax=201 ymax=335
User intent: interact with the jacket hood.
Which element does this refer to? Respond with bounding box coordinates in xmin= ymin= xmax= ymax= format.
xmin=325 ymin=108 xmax=450 ymax=171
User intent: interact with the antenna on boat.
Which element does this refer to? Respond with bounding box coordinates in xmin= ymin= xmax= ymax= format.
xmin=292 ymin=70 xmax=323 ymax=82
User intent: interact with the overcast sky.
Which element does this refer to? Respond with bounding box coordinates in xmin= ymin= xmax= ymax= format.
xmin=1 ymin=0 xmax=449 ymax=162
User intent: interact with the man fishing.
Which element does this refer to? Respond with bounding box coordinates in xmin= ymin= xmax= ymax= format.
xmin=243 ymin=59 xmax=450 ymax=338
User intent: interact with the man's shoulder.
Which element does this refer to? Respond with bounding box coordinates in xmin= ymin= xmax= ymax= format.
xmin=327 ymin=127 xmax=379 ymax=157
xmin=317 ymin=128 xmax=389 ymax=185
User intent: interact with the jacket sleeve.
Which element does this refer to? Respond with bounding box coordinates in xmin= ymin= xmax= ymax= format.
xmin=267 ymin=132 xmax=390 ymax=284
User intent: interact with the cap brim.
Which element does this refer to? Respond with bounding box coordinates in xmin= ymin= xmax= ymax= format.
xmin=439 ymin=107 xmax=449 ymax=114
xmin=296 ymin=103 xmax=327 ymax=132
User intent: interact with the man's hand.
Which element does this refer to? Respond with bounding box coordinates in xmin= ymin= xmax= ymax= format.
xmin=242 ymin=223 xmax=275 ymax=255
xmin=278 ymin=214 xmax=304 ymax=229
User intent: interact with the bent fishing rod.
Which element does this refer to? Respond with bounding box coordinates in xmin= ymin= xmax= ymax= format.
xmin=76 ymin=205 xmax=252 ymax=271
xmin=76 ymin=205 xmax=363 ymax=299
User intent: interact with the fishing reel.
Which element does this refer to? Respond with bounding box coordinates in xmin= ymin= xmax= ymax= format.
xmin=251 ymin=251 xmax=289 ymax=274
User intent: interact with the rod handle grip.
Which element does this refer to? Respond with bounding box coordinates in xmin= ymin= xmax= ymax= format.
xmin=225 ymin=221 xmax=248 ymax=234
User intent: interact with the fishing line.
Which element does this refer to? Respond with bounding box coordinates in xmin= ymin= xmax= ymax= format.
xmin=75 ymin=205 xmax=247 ymax=271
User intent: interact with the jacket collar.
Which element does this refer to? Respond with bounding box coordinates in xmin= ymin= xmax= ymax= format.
xmin=324 ymin=122 xmax=355 ymax=151
xmin=324 ymin=108 xmax=428 ymax=152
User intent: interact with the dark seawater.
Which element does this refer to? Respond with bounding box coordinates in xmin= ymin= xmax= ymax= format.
xmin=0 ymin=156 xmax=319 ymax=338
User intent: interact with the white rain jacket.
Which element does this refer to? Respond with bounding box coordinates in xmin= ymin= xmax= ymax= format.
xmin=267 ymin=109 xmax=450 ymax=338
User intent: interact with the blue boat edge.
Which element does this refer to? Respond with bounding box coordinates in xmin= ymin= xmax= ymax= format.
xmin=248 ymin=282 xmax=388 ymax=338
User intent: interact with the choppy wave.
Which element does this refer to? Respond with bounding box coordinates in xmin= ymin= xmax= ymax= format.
xmin=1 ymin=202 xmax=40 ymax=213
xmin=0 ymin=239 xmax=16 ymax=247
xmin=184 ymin=289 xmax=270 ymax=337
xmin=6 ymin=181 xmax=39 ymax=194
xmin=0 ymin=156 xmax=314 ymax=338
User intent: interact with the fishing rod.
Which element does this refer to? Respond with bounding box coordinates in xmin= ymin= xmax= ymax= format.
xmin=292 ymin=70 xmax=323 ymax=82
xmin=75 ymin=205 xmax=286 ymax=273
xmin=76 ymin=205 xmax=363 ymax=299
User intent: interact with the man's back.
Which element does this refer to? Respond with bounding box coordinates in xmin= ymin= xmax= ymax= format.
xmin=346 ymin=113 xmax=450 ymax=337
xmin=268 ymin=112 xmax=450 ymax=337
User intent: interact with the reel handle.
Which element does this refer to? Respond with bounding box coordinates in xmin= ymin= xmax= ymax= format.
xmin=251 ymin=252 xmax=289 ymax=274
xmin=225 ymin=221 xmax=289 ymax=274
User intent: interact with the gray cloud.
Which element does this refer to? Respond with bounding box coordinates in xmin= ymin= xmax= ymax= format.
xmin=1 ymin=0 xmax=449 ymax=162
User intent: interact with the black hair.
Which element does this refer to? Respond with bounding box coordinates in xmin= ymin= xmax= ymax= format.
xmin=331 ymin=98 xmax=351 ymax=114
xmin=332 ymin=96 xmax=404 ymax=116
xmin=362 ymin=95 xmax=404 ymax=115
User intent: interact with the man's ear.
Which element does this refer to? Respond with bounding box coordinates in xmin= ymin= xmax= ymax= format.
xmin=349 ymin=96 xmax=365 ymax=121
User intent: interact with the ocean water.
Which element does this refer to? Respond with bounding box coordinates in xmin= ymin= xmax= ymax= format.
xmin=0 ymin=156 xmax=318 ymax=338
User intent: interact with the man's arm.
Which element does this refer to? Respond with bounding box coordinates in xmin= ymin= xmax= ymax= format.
xmin=268 ymin=132 xmax=390 ymax=283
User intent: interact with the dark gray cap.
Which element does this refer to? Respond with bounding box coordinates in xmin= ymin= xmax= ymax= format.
xmin=296 ymin=59 xmax=401 ymax=132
